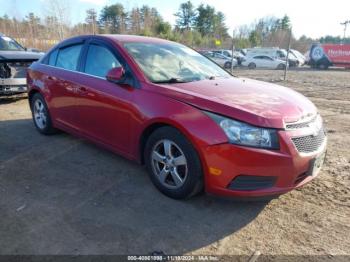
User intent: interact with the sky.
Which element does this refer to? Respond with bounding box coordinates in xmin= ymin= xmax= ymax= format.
xmin=0 ymin=0 xmax=349 ymax=39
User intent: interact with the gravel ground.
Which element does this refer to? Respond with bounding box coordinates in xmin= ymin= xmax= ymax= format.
xmin=0 ymin=68 xmax=349 ymax=259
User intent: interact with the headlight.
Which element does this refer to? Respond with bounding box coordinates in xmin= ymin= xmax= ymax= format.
xmin=205 ymin=111 xmax=279 ymax=149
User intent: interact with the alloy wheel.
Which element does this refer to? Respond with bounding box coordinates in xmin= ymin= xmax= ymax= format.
xmin=151 ymin=139 xmax=188 ymax=189
xmin=33 ymin=99 xmax=47 ymax=129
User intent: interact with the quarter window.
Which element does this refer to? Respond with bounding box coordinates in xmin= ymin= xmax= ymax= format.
xmin=84 ymin=44 xmax=121 ymax=78
xmin=56 ymin=44 xmax=83 ymax=71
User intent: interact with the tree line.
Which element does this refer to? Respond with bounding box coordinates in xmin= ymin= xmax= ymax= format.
xmin=0 ymin=0 xmax=348 ymax=52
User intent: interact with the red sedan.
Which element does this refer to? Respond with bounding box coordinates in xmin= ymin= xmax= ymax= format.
xmin=27 ymin=35 xmax=327 ymax=199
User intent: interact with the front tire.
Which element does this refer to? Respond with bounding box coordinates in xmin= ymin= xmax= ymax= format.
xmin=144 ymin=126 xmax=203 ymax=199
xmin=318 ymin=63 xmax=329 ymax=70
xmin=248 ymin=63 xmax=256 ymax=69
xmin=30 ymin=93 xmax=57 ymax=135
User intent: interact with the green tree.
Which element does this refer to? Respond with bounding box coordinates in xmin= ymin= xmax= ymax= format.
xmin=249 ymin=30 xmax=262 ymax=47
xmin=174 ymin=1 xmax=196 ymax=30
xmin=280 ymin=15 xmax=291 ymax=30
xmin=156 ymin=21 xmax=172 ymax=38
xmin=194 ymin=4 xmax=228 ymax=41
xmin=195 ymin=4 xmax=215 ymax=36
xmin=138 ymin=5 xmax=163 ymax=36
xmin=213 ymin=11 xmax=228 ymax=39
xmin=100 ymin=4 xmax=127 ymax=33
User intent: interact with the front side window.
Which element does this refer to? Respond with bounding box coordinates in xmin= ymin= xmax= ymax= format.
xmin=0 ymin=36 xmax=25 ymax=51
xmin=278 ymin=50 xmax=286 ymax=58
xmin=56 ymin=44 xmax=82 ymax=71
xmin=263 ymin=56 xmax=273 ymax=61
xmin=84 ymin=44 xmax=121 ymax=78
xmin=124 ymin=42 xmax=230 ymax=83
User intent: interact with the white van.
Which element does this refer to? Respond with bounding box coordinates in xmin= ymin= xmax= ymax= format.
xmin=245 ymin=48 xmax=285 ymax=59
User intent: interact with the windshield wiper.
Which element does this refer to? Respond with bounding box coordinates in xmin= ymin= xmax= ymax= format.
xmin=153 ymin=78 xmax=189 ymax=84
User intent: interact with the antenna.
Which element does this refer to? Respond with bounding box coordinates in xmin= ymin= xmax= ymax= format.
xmin=340 ymin=20 xmax=350 ymax=40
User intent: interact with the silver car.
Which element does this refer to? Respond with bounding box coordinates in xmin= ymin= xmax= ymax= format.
xmin=0 ymin=34 xmax=43 ymax=95
xmin=204 ymin=51 xmax=237 ymax=69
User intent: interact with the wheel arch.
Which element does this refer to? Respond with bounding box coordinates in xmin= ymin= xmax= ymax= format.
xmin=138 ymin=118 xmax=205 ymax=165
xmin=139 ymin=122 xmax=172 ymax=164
xmin=28 ymin=88 xmax=41 ymax=108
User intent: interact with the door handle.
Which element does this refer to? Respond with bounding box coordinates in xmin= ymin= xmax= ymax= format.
xmin=77 ymin=86 xmax=88 ymax=95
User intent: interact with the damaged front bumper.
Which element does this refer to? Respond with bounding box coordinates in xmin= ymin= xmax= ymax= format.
xmin=0 ymin=78 xmax=27 ymax=95
xmin=0 ymin=59 xmax=33 ymax=96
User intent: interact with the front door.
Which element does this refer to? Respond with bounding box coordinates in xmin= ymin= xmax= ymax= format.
xmin=74 ymin=42 xmax=135 ymax=154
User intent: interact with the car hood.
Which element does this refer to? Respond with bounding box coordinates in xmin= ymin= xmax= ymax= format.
xmin=0 ymin=50 xmax=43 ymax=61
xmin=150 ymin=77 xmax=317 ymax=128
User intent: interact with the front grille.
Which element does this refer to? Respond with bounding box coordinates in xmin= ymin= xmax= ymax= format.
xmin=292 ymin=128 xmax=326 ymax=153
xmin=228 ymin=175 xmax=277 ymax=191
xmin=286 ymin=115 xmax=317 ymax=130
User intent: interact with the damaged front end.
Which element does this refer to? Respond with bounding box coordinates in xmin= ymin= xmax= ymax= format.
xmin=0 ymin=58 xmax=36 ymax=96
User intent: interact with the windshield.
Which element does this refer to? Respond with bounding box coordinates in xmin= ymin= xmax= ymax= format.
xmin=124 ymin=42 xmax=231 ymax=83
xmin=292 ymin=50 xmax=304 ymax=59
xmin=0 ymin=36 xmax=25 ymax=51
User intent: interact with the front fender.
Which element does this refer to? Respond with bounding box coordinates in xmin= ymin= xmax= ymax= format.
xmin=131 ymin=88 xmax=228 ymax=162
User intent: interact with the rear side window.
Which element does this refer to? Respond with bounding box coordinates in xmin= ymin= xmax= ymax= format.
xmin=56 ymin=44 xmax=82 ymax=71
xmin=84 ymin=44 xmax=121 ymax=78
xmin=48 ymin=49 xmax=58 ymax=66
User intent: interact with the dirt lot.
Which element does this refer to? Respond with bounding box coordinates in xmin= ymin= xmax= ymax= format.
xmin=0 ymin=68 xmax=349 ymax=258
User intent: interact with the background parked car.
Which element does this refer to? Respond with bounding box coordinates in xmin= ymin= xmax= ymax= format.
xmin=212 ymin=49 xmax=232 ymax=57
xmin=212 ymin=49 xmax=245 ymax=65
xmin=241 ymin=55 xmax=287 ymax=69
xmin=245 ymin=47 xmax=299 ymax=67
xmin=204 ymin=51 xmax=237 ymax=68
xmin=0 ymin=33 xmax=44 ymax=95
xmin=289 ymin=49 xmax=306 ymax=65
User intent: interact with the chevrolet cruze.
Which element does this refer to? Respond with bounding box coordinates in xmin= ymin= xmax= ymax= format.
xmin=27 ymin=35 xmax=327 ymax=199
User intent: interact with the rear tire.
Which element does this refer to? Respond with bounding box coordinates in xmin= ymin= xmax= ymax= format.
xmin=277 ymin=63 xmax=286 ymax=70
xmin=144 ymin=126 xmax=203 ymax=199
xmin=248 ymin=63 xmax=256 ymax=69
xmin=30 ymin=93 xmax=57 ymax=135
xmin=224 ymin=61 xmax=231 ymax=69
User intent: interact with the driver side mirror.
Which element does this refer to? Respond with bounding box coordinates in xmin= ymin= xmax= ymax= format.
xmin=106 ymin=66 xmax=125 ymax=83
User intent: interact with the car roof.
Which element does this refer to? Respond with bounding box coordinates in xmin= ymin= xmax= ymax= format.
xmin=102 ymin=34 xmax=173 ymax=44
xmin=55 ymin=34 xmax=176 ymax=50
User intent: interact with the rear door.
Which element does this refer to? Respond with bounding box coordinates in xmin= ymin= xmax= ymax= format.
xmin=261 ymin=56 xmax=273 ymax=68
xmin=253 ymin=56 xmax=263 ymax=67
xmin=74 ymin=40 xmax=136 ymax=153
xmin=44 ymin=42 xmax=84 ymax=130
